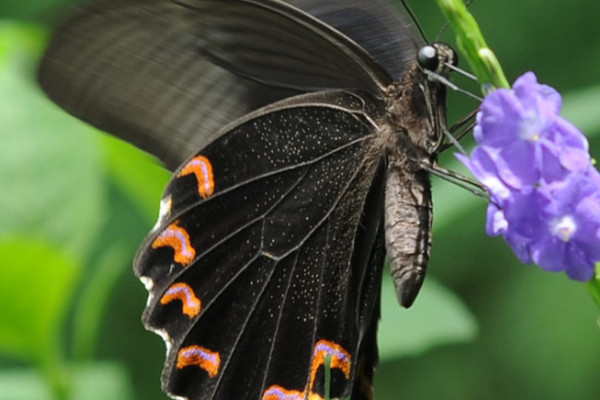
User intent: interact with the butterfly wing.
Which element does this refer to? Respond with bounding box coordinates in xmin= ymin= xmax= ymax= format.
xmin=37 ymin=0 xmax=416 ymax=170
xmin=293 ymin=0 xmax=421 ymax=79
xmin=134 ymin=90 xmax=387 ymax=400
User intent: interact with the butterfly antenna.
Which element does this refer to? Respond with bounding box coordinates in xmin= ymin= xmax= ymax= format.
xmin=436 ymin=0 xmax=477 ymax=40
xmin=436 ymin=21 xmax=450 ymax=41
xmin=399 ymin=0 xmax=428 ymax=43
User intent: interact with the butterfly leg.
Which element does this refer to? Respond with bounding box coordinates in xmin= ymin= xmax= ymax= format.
xmin=425 ymin=163 xmax=489 ymax=199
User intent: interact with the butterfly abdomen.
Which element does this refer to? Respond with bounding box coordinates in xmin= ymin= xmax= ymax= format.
xmin=384 ymin=163 xmax=432 ymax=308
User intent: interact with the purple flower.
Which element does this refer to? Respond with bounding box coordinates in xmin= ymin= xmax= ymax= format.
xmin=472 ymin=72 xmax=589 ymax=189
xmin=458 ymin=72 xmax=600 ymax=281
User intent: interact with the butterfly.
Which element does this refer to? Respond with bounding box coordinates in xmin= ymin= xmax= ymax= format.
xmin=38 ymin=0 xmax=460 ymax=399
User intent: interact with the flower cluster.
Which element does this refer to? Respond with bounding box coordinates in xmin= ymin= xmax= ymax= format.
xmin=458 ymin=72 xmax=600 ymax=281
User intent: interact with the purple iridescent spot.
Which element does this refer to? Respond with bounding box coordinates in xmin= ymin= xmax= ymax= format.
xmin=459 ymin=72 xmax=600 ymax=281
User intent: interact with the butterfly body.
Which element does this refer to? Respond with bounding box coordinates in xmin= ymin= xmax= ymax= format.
xmin=380 ymin=52 xmax=454 ymax=307
xmin=38 ymin=1 xmax=456 ymax=399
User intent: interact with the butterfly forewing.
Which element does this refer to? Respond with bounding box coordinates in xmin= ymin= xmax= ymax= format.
xmin=293 ymin=0 xmax=420 ymax=79
xmin=37 ymin=0 xmax=412 ymax=170
xmin=135 ymin=91 xmax=388 ymax=399
xmin=176 ymin=0 xmax=391 ymax=92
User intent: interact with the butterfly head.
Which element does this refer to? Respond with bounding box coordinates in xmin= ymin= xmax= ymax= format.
xmin=383 ymin=42 xmax=457 ymax=157
xmin=416 ymin=42 xmax=458 ymax=78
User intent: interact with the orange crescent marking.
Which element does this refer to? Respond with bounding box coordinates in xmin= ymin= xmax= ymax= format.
xmin=261 ymin=340 xmax=352 ymax=400
xmin=152 ymin=222 xmax=196 ymax=266
xmin=308 ymin=339 xmax=351 ymax=391
xmin=262 ymin=386 xmax=327 ymax=400
xmin=160 ymin=283 xmax=202 ymax=318
xmin=179 ymin=155 xmax=215 ymax=199
xmin=261 ymin=385 xmax=305 ymax=400
xmin=177 ymin=345 xmax=221 ymax=377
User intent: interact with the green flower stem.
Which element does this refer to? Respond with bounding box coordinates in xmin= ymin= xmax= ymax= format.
xmin=435 ymin=0 xmax=510 ymax=90
xmin=586 ymin=265 xmax=600 ymax=313
xmin=72 ymin=245 xmax=129 ymax=361
xmin=324 ymin=354 xmax=332 ymax=400
xmin=39 ymin=346 xmax=71 ymax=400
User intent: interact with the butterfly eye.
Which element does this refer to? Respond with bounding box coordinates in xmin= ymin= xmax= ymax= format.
xmin=417 ymin=45 xmax=439 ymax=71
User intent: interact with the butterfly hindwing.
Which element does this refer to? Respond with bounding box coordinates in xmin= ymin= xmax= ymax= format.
xmin=134 ymin=91 xmax=388 ymax=400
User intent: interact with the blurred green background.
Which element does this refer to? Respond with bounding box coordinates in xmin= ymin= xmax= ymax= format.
xmin=1 ymin=0 xmax=599 ymax=399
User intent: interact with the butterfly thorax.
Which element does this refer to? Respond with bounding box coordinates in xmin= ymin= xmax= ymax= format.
xmin=384 ymin=74 xmax=432 ymax=163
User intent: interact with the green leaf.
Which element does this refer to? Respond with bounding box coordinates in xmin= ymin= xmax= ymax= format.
xmin=0 ymin=22 xmax=45 ymax=65
xmin=562 ymin=85 xmax=600 ymax=137
xmin=0 ymin=238 xmax=80 ymax=363
xmin=378 ymin=276 xmax=478 ymax=360
xmin=101 ymin=134 xmax=170 ymax=224
xmin=72 ymin=245 xmax=131 ymax=361
xmin=0 ymin=368 xmax=50 ymax=400
xmin=0 ymin=363 xmax=133 ymax=400
xmin=0 ymin=22 xmax=105 ymax=259
xmin=70 ymin=363 xmax=133 ymax=400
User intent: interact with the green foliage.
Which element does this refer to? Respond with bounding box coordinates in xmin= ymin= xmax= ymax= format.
xmin=0 ymin=21 xmax=162 ymax=400
xmin=379 ymin=277 xmax=477 ymax=360
xmin=0 ymin=240 xmax=78 ymax=379
xmin=101 ymin=135 xmax=170 ymax=223
xmin=0 ymin=23 xmax=104 ymax=260
xmin=0 ymin=364 xmax=133 ymax=400
xmin=562 ymin=85 xmax=600 ymax=135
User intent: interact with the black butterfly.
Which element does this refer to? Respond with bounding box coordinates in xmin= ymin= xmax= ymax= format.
xmin=38 ymin=0 xmax=459 ymax=399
